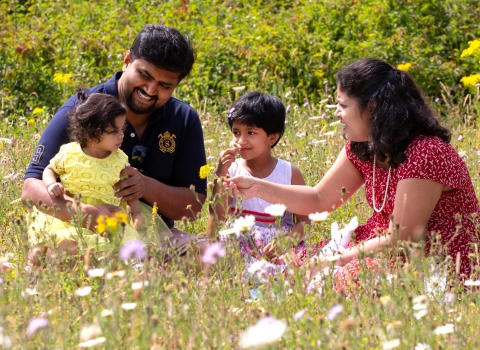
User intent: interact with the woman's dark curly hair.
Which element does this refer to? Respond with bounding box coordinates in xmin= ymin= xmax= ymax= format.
xmin=67 ymin=89 xmax=127 ymax=147
xmin=336 ymin=58 xmax=451 ymax=166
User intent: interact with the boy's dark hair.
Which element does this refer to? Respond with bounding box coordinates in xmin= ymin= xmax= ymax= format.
xmin=130 ymin=24 xmax=195 ymax=82
xmin=67 ymin=90 xmax=127 ymax=147
xmin=227 ymin=91 xmax=286 ymax=148
xmin=336 ymin=58 xmax=451 ymax=166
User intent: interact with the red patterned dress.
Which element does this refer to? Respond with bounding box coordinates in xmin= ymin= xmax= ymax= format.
xmin=333 ymin=136 xmax=480 ymax=292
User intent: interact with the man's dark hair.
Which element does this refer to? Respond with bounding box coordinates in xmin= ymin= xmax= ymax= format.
xmin=67 ymin=90 xmax=127 ymax=147
xmin=227 ymin=91 xmax=286 ymax=148
xmin=129 ymin=24 xmax=195 ymax=82
xmin=336 ymin=58 xmax=451 ymax=166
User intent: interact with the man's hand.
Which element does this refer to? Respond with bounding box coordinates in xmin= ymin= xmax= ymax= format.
xmin=113 ymin=167 xmax=145 ymax=202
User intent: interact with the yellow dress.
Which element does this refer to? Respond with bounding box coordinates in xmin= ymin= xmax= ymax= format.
xmin=27 ymin=142 xmax=172 ymax=251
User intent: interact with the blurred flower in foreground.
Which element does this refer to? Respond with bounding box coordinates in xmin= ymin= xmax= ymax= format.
xmin=220 ymin=215 xmax=256 ymax=237
xmin=87 ymin=268 xmax=105 ymax=278
xmin=293 ymin=308 xmax=307 ymax=322
xmin=80 ymin=324 xmax=101 ymax=342
xmin=264 ymin=204 xmax=286 ymax=217
xmin=464 ymin=279 xmax=480 ymax=286
xmin=415 ymin=343 xmax=432 ymax=350
xmin=433 ymin=323 xmax=454 ymax=335
xmin=0 ymin=331 xmax=12 ymax=348
xmin=202 ymin=242 xmax=226 ymax=264
xmin=238 ymin=316 xmax=287 ymax=348
xmin=308 ymin=211 xmax=329 ymax=222
xmin=327 ymin=304 xmax=344 ymax=321
xmin=78 ymin=337 xmax=106 ymax=348
xmin=119 ymin=240 xmax=146 ymax=261
xmin=121 ymin=303 xmax=137 ymax=310
xmin=26 ymin=317 xmax=49 ymax=337
xmin=199 ymin=164 xmax=213 ymax=179
xmin=247 ymin=260 xmax=276 ymax=279
xmin=75 ymin=286 xmax=92 ymax=297
xmin=382 ymin=339 xmax=400 ymax=349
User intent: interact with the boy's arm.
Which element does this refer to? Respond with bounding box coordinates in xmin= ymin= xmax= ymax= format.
xmin=209 ymin=147 xmax=238 ymax=221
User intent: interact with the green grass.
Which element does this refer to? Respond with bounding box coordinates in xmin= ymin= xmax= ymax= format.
xmin=1 ymin=89 xmax=480 ymax=348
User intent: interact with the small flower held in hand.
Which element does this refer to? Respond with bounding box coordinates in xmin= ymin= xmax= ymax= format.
xmin=26 ymin=317 xmax=49 ymax=337
xmin=202 ymin=242 xmax=226 ymax=264
xmin=238 ymin=316 xmax=287 ymax=348
xmin=119 ymin=240 xmax=146 ymax=261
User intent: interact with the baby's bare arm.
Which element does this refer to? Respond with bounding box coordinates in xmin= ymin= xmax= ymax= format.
xmin=43 ymin=165 xmax=65 ymax=197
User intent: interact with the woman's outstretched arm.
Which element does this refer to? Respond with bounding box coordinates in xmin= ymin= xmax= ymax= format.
xmin=225 ymin=147 xmax=365 ymax=216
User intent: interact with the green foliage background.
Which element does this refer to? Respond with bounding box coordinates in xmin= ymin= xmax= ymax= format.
xmin=1 ymin=0 xmax=479 ymax=118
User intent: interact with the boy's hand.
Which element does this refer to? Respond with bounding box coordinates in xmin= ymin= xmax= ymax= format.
xmin=216 ymin=146 xmax=241 ymax=177
xmin=47 ymin=183 xmax=65 ymax=197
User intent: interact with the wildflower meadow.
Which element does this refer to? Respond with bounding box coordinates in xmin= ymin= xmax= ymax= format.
xmin=2 ymin=0 xmax=480 ymax=349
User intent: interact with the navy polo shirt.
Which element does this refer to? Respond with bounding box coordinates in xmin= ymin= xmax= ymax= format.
xmin=25 ymin=72 xmax=207 ymax=228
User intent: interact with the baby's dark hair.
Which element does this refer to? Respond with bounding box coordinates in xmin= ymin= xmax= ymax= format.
xmin=67 ymin=89 xmax=127 ymax=147
xmin=227 ymin=91 xmax=286 ymax=148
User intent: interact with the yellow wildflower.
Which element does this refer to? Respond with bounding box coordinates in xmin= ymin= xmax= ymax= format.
xmin=152 ymin=203 xmax=158 ymax=214
xmin=106 ymin=216 xmax=119 ymax=232
xmin=199 ymin=164 xmax=213 ymax=179
xmin=27 ymin=119 xmax=36 ymax=125
xmin=461 ymin=39 xmax=480 ymax=58
xmin=96 ymin=215 xmax=106 ymax=234
xmin=460 ymin=74 xmax=480 ymax=88
xmin=53 ymin=72 xmax=72 ymax=83
xmin=397 ymin=62 xmax=413 ymax=71
xmin=32 ymin=108 xmax=44 ymax=115
xmin=114 ymin=212 xmax=128 ymax=224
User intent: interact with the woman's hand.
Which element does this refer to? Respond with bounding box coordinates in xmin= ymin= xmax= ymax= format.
xmin=223 ymin=175 xmax=259 ymax=200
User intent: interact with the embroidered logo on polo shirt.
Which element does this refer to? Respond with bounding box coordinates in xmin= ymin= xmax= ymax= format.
xmin=158 ymin=131 xmax=176 ymax=153
xmin=31 ymin=145 xmax=45 ymax=164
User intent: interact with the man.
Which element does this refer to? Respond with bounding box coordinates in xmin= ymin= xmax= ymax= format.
xmin=22 ymin=25 xmax=208 ymax=264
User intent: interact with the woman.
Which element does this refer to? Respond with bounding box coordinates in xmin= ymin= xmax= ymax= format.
xmin=224 ymin=58 xmax=480 ymax=292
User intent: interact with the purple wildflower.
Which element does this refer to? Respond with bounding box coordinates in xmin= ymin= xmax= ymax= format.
xmin=207 ymin=155 xmax=215 ymax=160
xmin=435 ymin=97 xmax=440 ymax=103
xmin=327 ymin=304 xmax=344 ymax=321
xmin=26 ymin=317 xmax=49 ymax=337
xmin=286 ymin=105 xmax=291 ymax=113
xmin=119 ymin=240 xmax=147 ymax=261
xmin=303 ymin=102 xmax=309 ymax=107
xmin=444 ymin=292 xmax=454 ymax=303
xmin=202 ymin=242 xmax=226 ymax=264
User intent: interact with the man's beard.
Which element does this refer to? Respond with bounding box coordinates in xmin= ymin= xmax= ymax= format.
xmin=122 ymin=87 xmax=160 ymax=115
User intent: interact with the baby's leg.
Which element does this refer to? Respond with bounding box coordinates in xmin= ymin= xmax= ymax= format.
xmin=27 ymin=245 xmax=48 ymax=268
xmin=45 ymin=240 xmax=79 ymax=270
